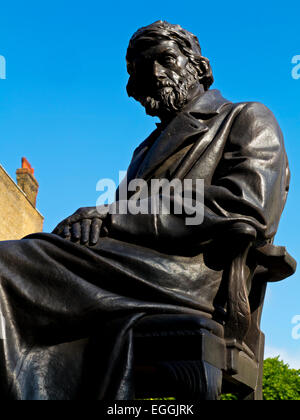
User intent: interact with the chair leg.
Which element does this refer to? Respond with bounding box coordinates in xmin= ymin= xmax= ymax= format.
xmin=202 ymin=362 xmax=223 ymax=400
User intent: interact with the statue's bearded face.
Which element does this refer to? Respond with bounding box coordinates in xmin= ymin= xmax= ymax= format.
xmin=127 ymin=40 xmax=199 ymax=120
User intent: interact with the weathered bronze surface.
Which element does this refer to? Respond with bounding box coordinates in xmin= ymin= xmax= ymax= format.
xmin=0 ymin=21 xmax=296 ymax=400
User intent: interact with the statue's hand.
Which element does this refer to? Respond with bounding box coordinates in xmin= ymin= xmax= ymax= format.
xmin=52 ymin=206 xmax=110 ymax=246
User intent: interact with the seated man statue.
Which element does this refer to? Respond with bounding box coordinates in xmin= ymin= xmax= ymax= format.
xmin=0 ymin=21 xmax=292 ymax=400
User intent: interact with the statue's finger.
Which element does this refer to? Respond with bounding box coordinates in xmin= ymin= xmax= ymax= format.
xmin=81 ymin=219 xmax=92 ymax=245
xmin=90 ymin=219 xmax=101 ymax=245
xmin=62 ymin=224 xmax=71 ymax=238
xmin=71 ymin=222 xmax=81 ymax=242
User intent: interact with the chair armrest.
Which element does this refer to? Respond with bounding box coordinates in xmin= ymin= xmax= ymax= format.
xmin=253 ymin=244 xmax=297 ymax=282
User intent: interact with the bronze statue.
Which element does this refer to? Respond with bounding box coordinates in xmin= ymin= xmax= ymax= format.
xmin=0 ymin=21 xmax=296 ymax=400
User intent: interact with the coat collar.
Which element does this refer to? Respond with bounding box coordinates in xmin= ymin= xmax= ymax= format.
xmin=184 ymin=88 xmax=231 ymax=115
xmin=135 ymin=89 xmax=231 ymax=180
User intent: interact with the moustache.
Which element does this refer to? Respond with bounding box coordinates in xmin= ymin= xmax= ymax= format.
xmin=154 ymin=78 xmax=176 ymax=92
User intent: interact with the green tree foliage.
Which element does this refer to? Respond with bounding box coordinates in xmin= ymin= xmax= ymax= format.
xmin=263 ymin=357 xmax=300 ymax=400
xmin=221 ymin=357 xmax=300 ymax=400
xmin=220 ymin=393 xmax=238 ymax=400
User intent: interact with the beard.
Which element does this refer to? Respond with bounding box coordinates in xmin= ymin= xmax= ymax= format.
xmin=137 ymin=72 xmax=198 ymax=119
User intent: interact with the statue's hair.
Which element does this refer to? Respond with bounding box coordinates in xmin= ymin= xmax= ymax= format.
xmin=126 ymin=21 xmax=214 ymax=92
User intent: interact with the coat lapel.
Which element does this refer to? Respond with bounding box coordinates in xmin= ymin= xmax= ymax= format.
xmin=116 ymin=129 xmax=160 ymax=200
xmin=135 ymin=90 xmax=231 ymax=181
xmin=136 ymin=113 xmax=208 ymax=180
xmin=126 ymin=130 xmax=160 ymax=183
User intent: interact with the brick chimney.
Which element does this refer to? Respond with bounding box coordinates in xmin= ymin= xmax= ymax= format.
xmin=16 ymin=158 xmax=39 ymax=207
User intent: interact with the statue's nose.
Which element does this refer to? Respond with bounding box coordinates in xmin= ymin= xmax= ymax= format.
xmin=153 ymin=60 xmax=166 ymax=80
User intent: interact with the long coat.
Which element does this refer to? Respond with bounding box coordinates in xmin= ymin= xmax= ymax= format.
xmin=0 ymin=90 xmax=289 ymax=399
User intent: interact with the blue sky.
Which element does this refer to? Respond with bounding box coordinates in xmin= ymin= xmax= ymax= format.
xmin=1 ymin=0 xmax=300 ymax=367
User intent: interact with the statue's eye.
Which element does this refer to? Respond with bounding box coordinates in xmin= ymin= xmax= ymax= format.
xmin=162 ymin=55 xmax=176 ymax=65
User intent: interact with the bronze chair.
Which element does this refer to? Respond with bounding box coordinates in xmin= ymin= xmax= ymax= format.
xmin=133 ymin=222 xmax=296 ymax=400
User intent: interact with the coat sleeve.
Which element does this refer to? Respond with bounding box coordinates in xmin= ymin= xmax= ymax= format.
xmin=107 ymin=102 xmax=289 ymax=252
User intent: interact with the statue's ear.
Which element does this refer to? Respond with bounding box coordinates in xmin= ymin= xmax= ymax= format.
xmin=198 ymin=57 xmax=210 ymax=77
xmin=197 ymin=56 xmax=214 ymax=89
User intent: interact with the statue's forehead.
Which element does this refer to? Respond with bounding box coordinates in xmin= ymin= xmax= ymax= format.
xmin=134 ymin=39 xmax=181 ymax=60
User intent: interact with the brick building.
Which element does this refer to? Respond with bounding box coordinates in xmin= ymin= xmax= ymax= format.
xmin=0 ymin=158 xmax=44 ymax=240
